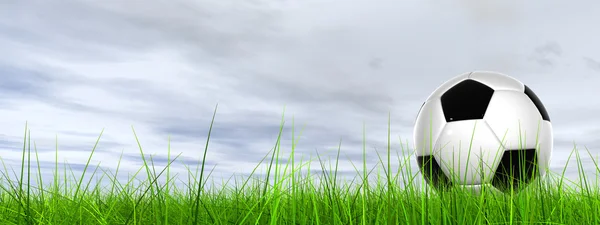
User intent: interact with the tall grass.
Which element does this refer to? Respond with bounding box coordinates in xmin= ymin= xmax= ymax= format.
xmin=0 ymin=109 xmax=598 ymax=224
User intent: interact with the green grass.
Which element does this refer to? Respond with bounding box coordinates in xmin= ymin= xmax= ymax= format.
xmin=0 ymin=107 xmax=599 ymax=225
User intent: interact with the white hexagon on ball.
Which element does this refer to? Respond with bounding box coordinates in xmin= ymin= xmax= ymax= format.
xmin=413 ymin=71 xmax=553 ymax=193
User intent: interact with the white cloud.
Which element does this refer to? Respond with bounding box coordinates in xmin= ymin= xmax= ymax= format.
xmin=0 ymin=0 xmax=599 ymax=191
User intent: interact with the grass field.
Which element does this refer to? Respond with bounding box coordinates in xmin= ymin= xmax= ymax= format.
xmin=0 ymin=109 xmax=599 ymax=224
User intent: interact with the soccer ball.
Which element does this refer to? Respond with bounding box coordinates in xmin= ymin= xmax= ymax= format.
xmin=413 ymin=71 xmax=553 ymax=193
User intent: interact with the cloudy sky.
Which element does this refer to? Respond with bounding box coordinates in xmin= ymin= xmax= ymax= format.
xmin=0 ymin=0 xmax=599 ymax=192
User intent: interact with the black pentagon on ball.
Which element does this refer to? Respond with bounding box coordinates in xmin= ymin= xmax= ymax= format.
xmin=524 ymin=85 xmax=551 ymax=122
xmin=416 ymin=155 xmax=453 ymax=190
xmin=491 ymin=149 xmax=539 ymax=193
xmin=441 ymin=79 xmax=494 ymax=122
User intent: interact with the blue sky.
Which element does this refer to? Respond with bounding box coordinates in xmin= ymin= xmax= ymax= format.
xmin=0 ymin=0 xmax=599 ymax=191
